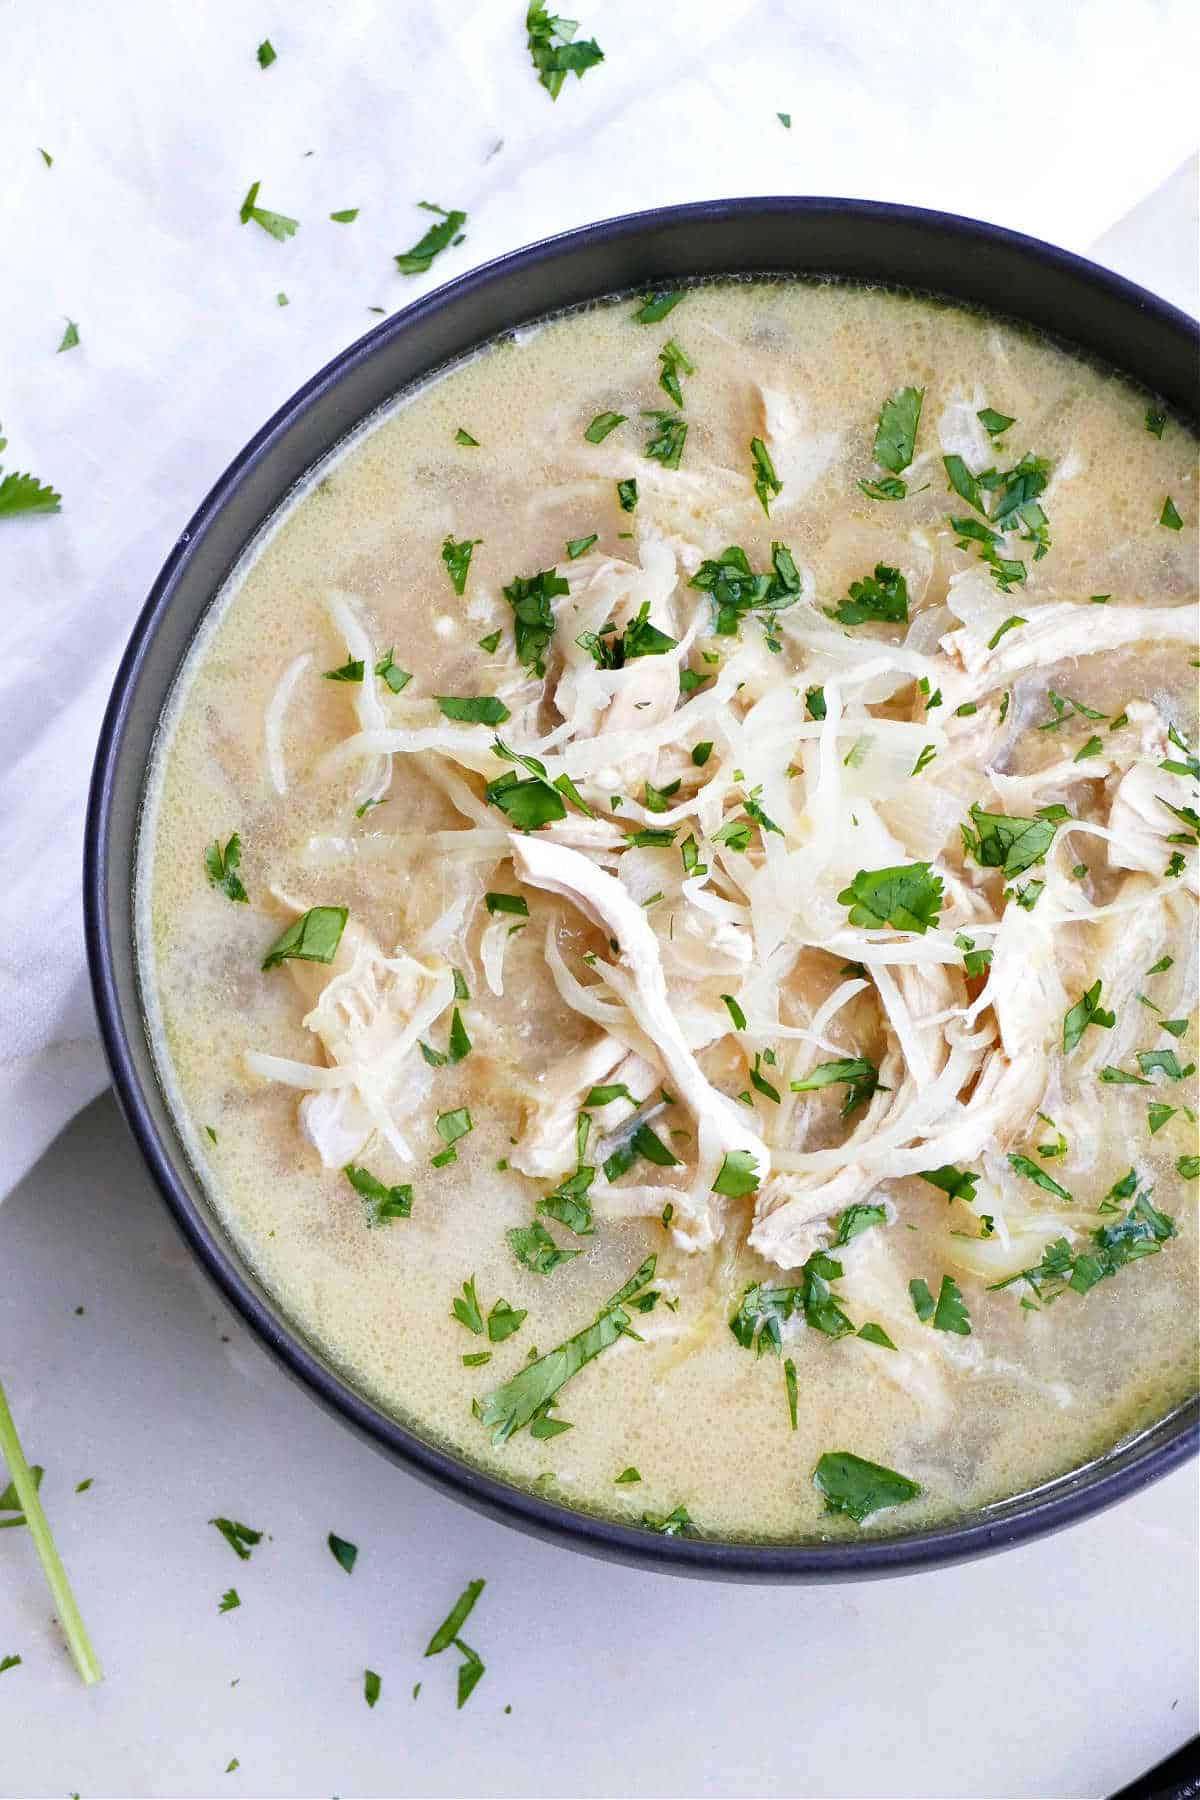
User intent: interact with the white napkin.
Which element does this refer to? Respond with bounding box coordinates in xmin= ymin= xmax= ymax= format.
xmin=1 ymin=0 xmax=1197 ymax=1197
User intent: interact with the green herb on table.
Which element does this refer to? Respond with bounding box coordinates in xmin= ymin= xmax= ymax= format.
xmin=0 ymin=1655 xmax=21 ymax=1675
xmin=204 ymin=833 xmax=249 ymax=903
xmin=210 ymin=1517 xmax=262 ymax=1560
xmin=0 ymin=1383 xmax=99 ymax=1683
xmin=256 ymin=39 xmax=276 ymax=67
xmin=327 ymin=1532 xmax=358 ymax=1574
xmin=57 ymin=319 xmax=80 ymax=353
xmin=526 ymin=3 xmax=604 ymax=98
xmin=0 ymin=423 xmax=62 ymax=518
xmin=239 ymin=181 xmax=299 ymax=242
xmin=330 ymin=208 xmax=359 ymax=224
xmin=394 ymin=203 xmax=467 ymax=276
xmin=425 ymin=1577 xmax=487 ymax=1707
xmin=364 ymin=1668 xmax=381 ymax=1707
xmin=219 ymin=1588 xmax=241 ymax=1613
xmin=1160 ymin=496 xmax=1184 ymax=530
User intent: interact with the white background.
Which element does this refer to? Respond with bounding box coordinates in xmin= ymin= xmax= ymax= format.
xmin=1 ymin=2 xmax=1198 ymax=1795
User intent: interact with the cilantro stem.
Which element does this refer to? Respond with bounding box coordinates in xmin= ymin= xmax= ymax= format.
xmin=0 ymin=1377 xmax=101 ymax=1685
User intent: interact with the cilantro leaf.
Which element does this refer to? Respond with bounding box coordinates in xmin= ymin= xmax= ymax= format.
xmin=585 ymin=410 xmax=626 ymax=443
xmin=833 ymin=1203 xmax=887 ymax=1244
xmin=932 ymin=1274 xmax=971 ymax=1335
xmin=204 ymin=833 xmax=249 ymax=904
xmin=813 ymin=1451 xmax=921 ymax=1525
xmin=750 ymin=436 xmax=782 ymax=515
xmin=344 ymin=1164 xmax=412 ymax=1225
xmin=1008 ymin=1153 xmax=1072 ymax=1202
xmin=238 ymin=181 xmax=299 ymax=242
xmin=919 ymin=1165 xmax=979 ymax=1204
xmin=441 ymin=535 xmax=482 ymax=596
xmin=1062 ymin=979 xmax=1115 ymax=1054
xmin=394 ymin=204 xmax=467 ymax=275
xmin=790 ymin=1057 xmax=882 ymax=1117
xmin=437 ymin=695 xmax=510 ymax=725
xmin=0 ymin=420 xmax=62 ymax=519
xmin=57 ymin=319 xmax=80 ymax=353
xmin=658 ymin=339 xmax=695 ymax=408
xmin=827 ymin=563 xmax=908 ymax=627
xmin=502 ymin=566 xmax=568 ymax=674
xmin=837 ymin=863 xmax=943 ymax=934
xmin=633 ymin=291 xmax=683 ymax=323
xmin=643 ymin=410 xmax=687 ymax=468
xmin=452 ymin=1277 xmax=484 ymax=1335
xmin=261 ymin=905 xmax=347 ymax=971
xmin=256 ymin=39 xmax=276 ymax=67
xmin=526 ymin=3 xmax=604 ymax=99
xmin=873 ymin=386 xmax=923 ymax=473
xmin=1160 ymin=496 xmax=1183 ymax=530
xmin=977 ymin=407 xmax=1015 ymax=438
xmin=480 ymin=1259 xmax=656 ymax=1443
xmin=327 ymin=1532 xmax=358 ymax=1574
xmin=507 ymin=1221 xmax=579 ymax=1275
xmin=616 ymin=477 xmax=638 ymax=511
xmin=711 ymin=1150 xmax=760 ymax=1197
xmin=962 ymin=805 xmax=1056 ymax=877
xmin=210 ymin=1518 xmax=262 ymax=1560
xmin=688 ymin=542 xmax=801 ymax=637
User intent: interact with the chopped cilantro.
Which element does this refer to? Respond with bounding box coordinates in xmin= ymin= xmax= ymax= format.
xmin=633 ymin=290 xmax=683 ymax=323
xmin=261 ymin=905 xmax=347 ymax=971
xmin=919 ymin=1165 xmax=979 ymax=1204
xmin=873 ymin=386 xmax=923 ymax=473
xmin=323 ymin=657 xmax=364 ymax=682
xmin=791 ymin=1057 xmax=882 ymax=1117
xmin=909 ymin=1278 xmax=935 ymax=1322
xmin=507 ymin=1221 xmax=579 ymax=1275
xmin=858 ymin=475 xmax=907 ymax=502
xmin=722 ymin=993 xmax=747 ymax=1031
xmin=690 ymin=541 xmax=802 ymax=637
xmin=1063 ymin=979 xmax=1116 ymax=1054
xmin=344 ymin=1164 xmax=412 ymax=1225
xmin=210 ymin=1518 xmax=262 ymax=1561
xmin=1008 ymin=1153 xmax=1072 ymax=1202
xmin=57 ymin=319 xmax=80 ymax=353
xmin=330 ymin=208 xmax=359 ymax=224
xmin=502 ymin=566 xmax=568 ymax=674
xmin=364 ymin=1668 xmax=381 ymax=1708
xmin=833 ymin=1203 xmax=887 ymax=1244
xmin=0 ymin=422 xmax=62 ymax=517
xmin=455 ymin=427 xmax=481 ymax=446
xmin=256 ymin=39 xmax=276 ymax=67
xmin=828 ymin=563 xmax=908 ymax=627
xmin=813 ymin=1451 xmax=921 ymax=1524
xmin=837 ymin=862 xmax=943 ymax=934
xmin=395 ymin=203 xmax=466 ymax=275
xmin=480 ymin=1258 xmax=656 ymax=1443
xmin=750 ymin=436 xmax=782 ymax=514
xmin=616 ymin=477 xmax=638 ymax=511
xmin=327 ymin=1532 xmax=358 ymax=1574
xmin=437 ymin=695 xmax=510 ymax=725
xmin=1160 ymin=496 xmax=1183 ymax=530
xmin=374 ymin=649 xmax=411 ymax=692
xmin=204 ymin=833 xmax=248 ymax=904
xmin=911 ymin=744 xmax=937 ymax=777
xmin=219 ymin=1588 xmax=240 ymax=1613
xmin=805 ymin=685 xmax=827 ymax=720
xmin=566 ymin=533 xmax=598 ymax=560
xmin=477 ymin=630 xmax=502 ymax=654
xmin=441 ymin=535 xmax=481 ymax=595
xmin=962 ymin=805 xmax=1056 ymax=877
xmin=988 ymin=614 xmax=1026 ymax=649
xmin=526 ymin=3 xmax=604 ymax=99
xmin=584 ymin=411 xmax=626 ymax=443
xmin=932 ymin=1274 xmax=971 ymax=1335
xmin=643 ymin=410 xmax=687 ymax=468
xmin=711 ymin=1150 xmax=761 ymax=1198
xmin=978 ymin=407 xmax=1015 ymax=437
xmin=658 ymin=339 xmax=695 ymax=408
xmin=238 ymin=181 xmax=298 ymax=242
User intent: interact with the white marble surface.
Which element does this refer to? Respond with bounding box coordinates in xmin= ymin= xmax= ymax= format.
xmin=2 ymin=15 xmax=1198 ymax=1790
xmin=0 ymin=1095 xmax=1196 ymax=1799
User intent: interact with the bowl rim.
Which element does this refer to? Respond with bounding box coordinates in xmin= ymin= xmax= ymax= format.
xmin=84 ymin=194 xmax=1200 ymax=1581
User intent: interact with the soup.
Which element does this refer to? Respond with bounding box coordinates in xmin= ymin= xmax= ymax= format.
xmin=139 ymin=280 xmax=1199 ymax=1540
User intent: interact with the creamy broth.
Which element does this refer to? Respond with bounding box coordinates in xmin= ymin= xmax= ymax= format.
xmin=141 ymin=281 xmax=1199 ymax=1541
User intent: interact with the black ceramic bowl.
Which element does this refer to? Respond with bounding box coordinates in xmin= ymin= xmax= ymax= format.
xmin=84 ymin=197 xmax=1200 ymax=1581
